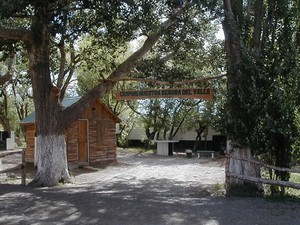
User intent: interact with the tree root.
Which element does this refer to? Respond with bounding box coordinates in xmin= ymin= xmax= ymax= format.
xmin=28 ymin=170 xmax=72 ymax=187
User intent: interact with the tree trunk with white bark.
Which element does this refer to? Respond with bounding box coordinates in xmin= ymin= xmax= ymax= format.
xmin=30 ymin=135 xmax=70 ymax=186
xmin=26 ymin=5 xmax=71 ymax=186
xmin=222 ymin=0 xmax=264 ymax=195
xmin=226 ymin=142 xmax=263 ymax=196
xmin=0 ymin=1 xmax=178 ymax=187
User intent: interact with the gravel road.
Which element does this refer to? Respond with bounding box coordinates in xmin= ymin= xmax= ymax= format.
xmin=0 ymin=149 xmax=299 ymax=225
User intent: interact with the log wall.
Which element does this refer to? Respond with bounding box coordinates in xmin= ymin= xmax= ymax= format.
xmin=25 ymin=124 xmax=35 ymax=163
xmin=24 ymin=100 xmax=119 ymax=165
xmin=66 ymin=121 xmax=78 ymax=163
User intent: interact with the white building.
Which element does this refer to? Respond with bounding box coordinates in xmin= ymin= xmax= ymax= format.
xmin=127 ymin=127 xmax=226 ymax=153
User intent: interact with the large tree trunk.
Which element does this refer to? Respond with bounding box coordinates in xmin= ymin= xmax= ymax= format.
xmin=0 ymin=117 xmax=11 ymax=132
xmin=222 ymin=0 xmax=263 ymax=195
xmin=226 ymin=142 xmax=263 ymax=196
xmin=27 ymin=5 xmax=70 ymax=187
xmin=0 ymin=73 xmax=12 ymax=85
xmin=0 ymin=1 xmax=177 ymax=187
xmin=0 ymin=91 xmax=12 ymax=132
xmin=30 ymin=135 xmax=70 ymax=186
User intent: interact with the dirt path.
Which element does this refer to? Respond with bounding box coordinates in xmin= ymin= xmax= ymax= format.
xmin=0 ymin=150 xmax=299 ymax=225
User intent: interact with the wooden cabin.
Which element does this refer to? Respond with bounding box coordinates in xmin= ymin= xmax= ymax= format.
xmin=20 ymin=97 xmax=121 ymax=167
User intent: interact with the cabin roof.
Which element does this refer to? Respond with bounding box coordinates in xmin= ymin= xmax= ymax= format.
xmin=20 ymin=97 xmax=121 ymax=124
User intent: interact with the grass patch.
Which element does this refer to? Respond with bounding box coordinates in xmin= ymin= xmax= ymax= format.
xmin=290 ymin=173 xmax=300 ymax=183
xmin=261 ymin=171 xmax=300 ymax=198
xmin=285 ymin=173 xmax=300 ymax=197
xmin=211 ymin=183 xmax=225 ymax=196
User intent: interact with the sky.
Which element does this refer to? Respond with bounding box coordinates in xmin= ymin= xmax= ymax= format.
xmin=216 ymin=27 xmax=224 ymax=40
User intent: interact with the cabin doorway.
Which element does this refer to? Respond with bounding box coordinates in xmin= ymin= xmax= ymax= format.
xmin=78 ymin=119 xmax=89 ymax=163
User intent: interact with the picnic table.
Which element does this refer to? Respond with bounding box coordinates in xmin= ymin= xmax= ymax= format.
xmin=196 ymin=150 xmax=215 ymax=159
xmin=155 ymin=140 xmax=179 ymax=156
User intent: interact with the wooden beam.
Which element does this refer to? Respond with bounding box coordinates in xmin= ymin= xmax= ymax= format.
xmin=226 ymin=154 xmax=300 ymax=173
xmin=0 ymin=163 xmax=24 ymax=173
xmin=227 ymin=172 xmax=300 ymax=190
xmin=21 ymin=149 xmax=26 ymax=185
xmin=0 ymin=149 xmax=26 ymax=185
xmin=0 ymin=149 xmax=23 ymax=158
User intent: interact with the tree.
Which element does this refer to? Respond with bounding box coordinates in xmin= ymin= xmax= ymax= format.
xmin=0 ymin=48 xmax=15 ymax=131
xmin=76 ymin=36 xmax=135 ymax=147
xmin=73 ymin=1 xmax=224 ymax=150
xmin=130 ymin=99 xmax=167 ymax=148
xmin=0 ymin=1 xmax=201 ymax=186
xmin=123 ymin=3 xmax=223 ymax=146
xmin=0 ymin=42 xmax=14 ymax=85
xmin=184 ymin=100 xmax=217 ymax=151
xmin=222 ymin=0 xmax=300 ymax=195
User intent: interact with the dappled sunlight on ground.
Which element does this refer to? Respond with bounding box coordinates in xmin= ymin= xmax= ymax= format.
xmin=0 ymin=149 xmax=299 ymax=225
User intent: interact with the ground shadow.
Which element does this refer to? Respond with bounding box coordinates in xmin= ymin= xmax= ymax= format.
xmin=0 ymin=177 xmax=299 ymax=225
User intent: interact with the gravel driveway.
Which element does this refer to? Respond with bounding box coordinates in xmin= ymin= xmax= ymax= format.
xmin=0 ymin=150 xmax=299 ymax=225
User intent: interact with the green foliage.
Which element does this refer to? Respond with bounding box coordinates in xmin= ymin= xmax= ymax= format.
xmin=222 ymin=0 xmax=300 ymax=190
xmin=127 ymin=19 xmax=224 ymax=143
xmin=0 ymin=47 xmax=33 ymax=135
xmin=76 ymin=35 xmax=129 ymax=94
xmin=73 ymin=1 xmax=225 ymax=147
xmin=292 ymin=110 xmax=300 ymax=165
xmin=0 ymin=0 xmax=227 ymax=187
xmin=185 ymin=100 xmax=217 ymax=150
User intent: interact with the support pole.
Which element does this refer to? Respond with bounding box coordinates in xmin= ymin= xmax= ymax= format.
xmin=21 ymin=149 xmax=26 ymax=185
xmin=225 ymin=154 xmax=230 ymax=196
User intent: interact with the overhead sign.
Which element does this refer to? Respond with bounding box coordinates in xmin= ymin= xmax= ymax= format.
xmin=115 ymin=88 xmax=214 ymax=100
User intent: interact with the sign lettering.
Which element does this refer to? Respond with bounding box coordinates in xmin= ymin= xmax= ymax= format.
xmin=116 ymin=88 xmax=214 ymax=100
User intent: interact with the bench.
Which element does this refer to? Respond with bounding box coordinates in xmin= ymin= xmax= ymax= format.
xmin=196 ymin=150 xmax=215 ymax=159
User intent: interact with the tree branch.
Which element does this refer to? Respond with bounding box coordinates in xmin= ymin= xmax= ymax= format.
xmin=0 ymin=52 xmax=15 ymax=85
xmin=60 ymin=66 xmax=75 ymax=100
xmin=0 ymin=73 xmax=12 ymax=85
xmin=0 ymin=27 xmax=32 ymax=42
xmin=126 ymin=101 xmax=145 ymax=119
xmin=160 ymin=52 xmax=175 ymax=63
xmin=57 ymin=43 xmax=66 ymax=89
xmin=253 ymin=0 xmax=263 ymax=55
xmin=60 ymin=16 xmax=177 ymax=128
xmin=169 ymin=100 xmax=202 ymax=140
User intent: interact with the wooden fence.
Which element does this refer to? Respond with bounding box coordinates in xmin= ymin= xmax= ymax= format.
xmin=225 ymin=154 xmax=300 ymax=191
xmin=0 ymin=149 xmax=26 ymax=185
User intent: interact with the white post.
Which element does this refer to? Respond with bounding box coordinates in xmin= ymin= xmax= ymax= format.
xmin=115 ymin=123 xmax=120 ymax=134
xmin=6 ymin=131 xmax=15 ymax=150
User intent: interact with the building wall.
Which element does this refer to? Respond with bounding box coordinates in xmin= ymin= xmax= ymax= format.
xmin=66 ymin=121 xmax=78 ymax=163
xmin=24 ymin=124 xmax=35 ymax=163
xmin=174 ymin=127 xmax=218 ymax=141
xmin=128 ymin=127 xmax=220 ymax=141
xmin=81 ymin=100 xmax=118 ymax=164
xmin=88 ymin=119 xmax=117 ymax=163
xmin=127 ymin=127 xmax=226 ymax=152
xmin=127 ymin=128 xmax=148 ymax=141
xmin=24 ymin=101 xmax=118 ymax=165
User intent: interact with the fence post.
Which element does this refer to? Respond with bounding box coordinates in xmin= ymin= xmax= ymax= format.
xmin=21 ymin=149 xmax=26 ymax=185
xmin=225 ymin=154 xmax=230 ymax=196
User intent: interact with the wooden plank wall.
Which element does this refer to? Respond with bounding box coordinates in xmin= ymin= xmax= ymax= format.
xmin=82 ymin=101 xmax=118 ymax=164
xmin=66 ymin=121 xmax=78 ymax=163
xmin=25 ymin=124 xmax=35 ymax=162
xmin=24 ymin=100 xmax=118 ymax=165
xmin=88 ymin=119 xmax=117 ymax=164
